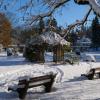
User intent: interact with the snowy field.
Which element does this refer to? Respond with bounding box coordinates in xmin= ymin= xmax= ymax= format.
xmin=0 ymin=52 xmax=100 ymax=100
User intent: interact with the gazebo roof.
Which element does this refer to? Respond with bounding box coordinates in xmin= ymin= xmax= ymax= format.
xmin=41 ymin=31 xmax=70 ymax=45
xmin=29 ymin=31 xmax=70 ymax=46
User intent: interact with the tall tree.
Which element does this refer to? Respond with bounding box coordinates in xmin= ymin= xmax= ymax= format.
xmin=0 ymin=13 xmax=12 ymax=47
xmin=46 ymin=17 xmax=58 ymax=32
xmin=50 ymin=18 xmax=57 ymax=27
xmin=92 ymin=15 xmax=100 ymax=48
xmin=39 ymin=18 xmax=45 ymax=34
xmin=46 ymin=18 xmax=57 ymax=27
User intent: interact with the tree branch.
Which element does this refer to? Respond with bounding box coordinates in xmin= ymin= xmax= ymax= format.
xmin=63 ymin=7 xmax=92 ymax=38
xmin=30 ymin=0 xmax=70 ymax=25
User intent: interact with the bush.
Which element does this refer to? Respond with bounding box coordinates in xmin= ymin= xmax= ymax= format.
xmin=63 ymin=45 xmax=71 ymax=52
xmin=64 ymin=52 xmax=79 ymax=64
xmin=23 ymin=45 xmax=45 ymax=62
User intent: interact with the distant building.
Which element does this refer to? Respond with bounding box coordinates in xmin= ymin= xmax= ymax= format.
xmin=74 ymin=36 xmax=92 ymax=52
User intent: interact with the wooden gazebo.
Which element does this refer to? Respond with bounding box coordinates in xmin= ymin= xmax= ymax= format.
xmin=41 ymin=31 xmax=70 ymax=62
xmin=25 ymin=31 xmax=70 ymax=63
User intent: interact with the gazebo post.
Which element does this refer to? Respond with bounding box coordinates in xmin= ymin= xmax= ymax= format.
xmin=53 ymin=46 xmax=57 ymax=63
xmin=53 ymin=44 xmax=64 ymax=63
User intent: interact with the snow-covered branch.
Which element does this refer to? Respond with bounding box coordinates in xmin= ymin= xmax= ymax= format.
xmin=88 ymin=0 xmax=100 ymax=16
xmin=75 ymin=0 xmax=100 ymax=16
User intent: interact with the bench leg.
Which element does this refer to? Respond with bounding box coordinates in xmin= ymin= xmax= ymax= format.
xmin=87 ymin=74 xmax=94 ymax=80
xmin=44 ymin=82 xmax=53 ymax=92
xmin=99 ymin=73 xmax=100 ymax=78
xmin=44 ymin=75 xmax=55 ymax=92
xmin=87 ymin=69 xmax=95 ymax=80
xmin=17 ymin=88 xmax=28 ymax=99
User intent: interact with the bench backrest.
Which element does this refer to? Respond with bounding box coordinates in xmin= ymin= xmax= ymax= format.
xmin=89 ymin=68 xmax=100 ymax=74
xmin=18 ymin=74 xmax=56 ymax=89
xmin=94 ymin=68 xmax=100 ymax=73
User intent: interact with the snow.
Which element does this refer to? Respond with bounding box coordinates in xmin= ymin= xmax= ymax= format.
xmin=0 ymin=51 xmax=100 ymax=100
xmin=41 ymin=31 xmax=70 ymax=45
xmin=29 ymin=31 xmax=70 ymax=46
xmin=89 ymin=0 xmax=100 ymax=16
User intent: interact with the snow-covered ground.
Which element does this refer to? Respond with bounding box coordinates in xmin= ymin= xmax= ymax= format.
xmin=0 ymin=52 xmax=100 ymax=100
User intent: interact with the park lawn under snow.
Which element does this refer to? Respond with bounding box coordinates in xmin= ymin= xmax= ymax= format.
xmin=0 ymin=52 xmax=100 ymax=100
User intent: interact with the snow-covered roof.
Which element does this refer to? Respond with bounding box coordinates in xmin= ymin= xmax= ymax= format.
xmin=29 ymin=31 xmax=70 ymax=46
xmin=41 ymin=31 xmax=70 ymax=45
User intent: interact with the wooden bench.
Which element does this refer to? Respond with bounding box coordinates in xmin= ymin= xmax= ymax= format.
xmin=81 ymin=68 xmax=100 ymax=80
xmin=8 ymin=73 xmax=57 ymax=99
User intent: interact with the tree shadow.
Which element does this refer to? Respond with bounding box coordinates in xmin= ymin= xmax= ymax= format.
xmin=66 ymin=76 xmax=88 ymax=83
xmin=0 ymin=60 xmax=29 ymax=66
xmin=0 ymin=56 xmax=30 ymax=66
xmin=0 ymin=91 xmax=18 ymax=100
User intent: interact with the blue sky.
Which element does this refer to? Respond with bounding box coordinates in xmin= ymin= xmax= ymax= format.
xmin=54 ymin=0 xmax=95 ymax=27
xmin=0 ymin=0 xmax=95 ymax=28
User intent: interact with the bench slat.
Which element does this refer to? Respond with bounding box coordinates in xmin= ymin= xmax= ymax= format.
xmin=17 ymin=79 xmax=51 ymax=89
xmin=28 ymin=79 xmax=51 ymax=88
xmin=29 ymin=75 xmax=52 ymax=82
xmin=17 ymin=84 xmax=25 ymax=89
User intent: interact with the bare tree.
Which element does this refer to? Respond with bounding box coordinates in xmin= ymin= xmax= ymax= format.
xmin=0 ymin=0 xmax=100 ymax=19
xmin=0 ymin=0 xmax=100 ymax=35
